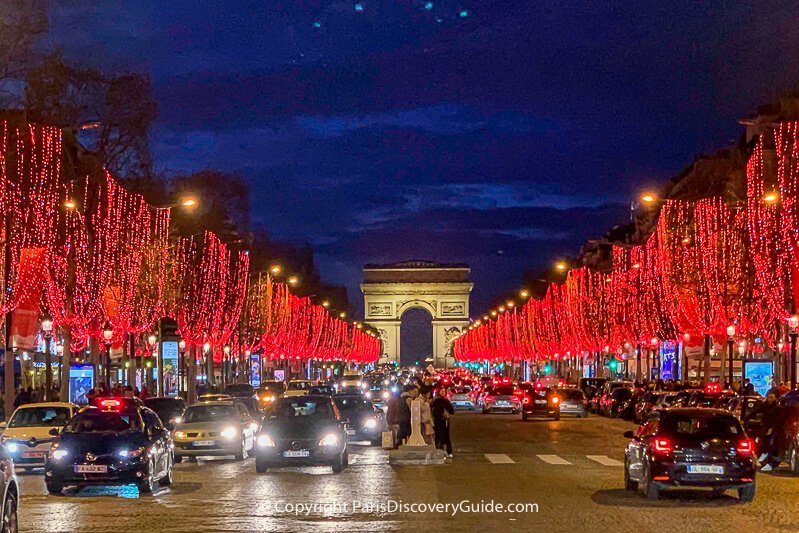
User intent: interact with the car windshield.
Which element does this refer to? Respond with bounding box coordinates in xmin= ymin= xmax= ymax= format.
xmin=310 ymin=386 xmax=334 ymax=394
xmin=144 ymin=399 xmax=184 ymax=419
xmin=288 ymin=381 xmax=312 ymax=390
xmin=612 ymin=388 xmax=632 ymax=400
xmin=334 ymin=396 xmax=371 ymax=411
xmin=492 ymin=386 xmax=515 ymax=395
xmin=63 ymin=410 xmax=141 ymax=433
xmin=272 ymin=398 xmax=334 ymax=420
xmin=9 ymin=406 xmax=71 ymax=428
xmin=225 ymin=384 xmax=253 ymax=394
xmin=182 ymin=404 xmax=238 ymax=423
xmin=560 ymin=390 xmax=585 ymax=400
xmin=451 ymin=387 xmax=471 ymax=394
xmin=661 ymin=414 xmax=741 ymax=436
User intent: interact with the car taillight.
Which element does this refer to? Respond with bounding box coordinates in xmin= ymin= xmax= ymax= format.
xmin=484 ymin=396 xmax=494 ymax=403
xmin=550 ymin=396 xmax=559 ymax=405
xmin=736 ymin=439 xmax=754 ymax=456
xmin=523 ymin=396 xmax=530 ymax=405
xmin=652 ymin=438 xmax=673 ymax=455
xmin=514 ymin=389 xmax=524 ymax=397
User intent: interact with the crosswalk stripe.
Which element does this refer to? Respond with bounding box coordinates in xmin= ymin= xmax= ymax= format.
xmin=485 ymin=454 xmax=515 ymax=464
xmin=537 ymin=454 xmax=572 ymax=465
xmin=586 ymin=455 xmax=623 ymax=466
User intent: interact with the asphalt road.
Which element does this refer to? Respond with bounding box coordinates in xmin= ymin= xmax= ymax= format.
xmin=16 ymin=411 xmax=799 ymax=532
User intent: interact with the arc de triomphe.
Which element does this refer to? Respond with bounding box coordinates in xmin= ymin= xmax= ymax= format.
xmin=361 ymin=261 xmax=473 ymax=367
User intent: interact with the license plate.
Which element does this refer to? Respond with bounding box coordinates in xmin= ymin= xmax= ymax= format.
xmin=283 ymin=450 xmax=310 ymax=458
xmin=346 ymin=429 xmax=356 ymax=435
xmin=496 ymin=401 xmax=509 ymax=406
xmin=193 ymin=440 xmax=216 ymax=446
xmin=75 ymin=465 xmax=107 ymax=474
xmin=687 ymin=464 xmax=723 ymax=474
xmin=22 ymin=451 xmax=46 ymax=458
xmin=534 ymin=400 xmax=547 ymax=404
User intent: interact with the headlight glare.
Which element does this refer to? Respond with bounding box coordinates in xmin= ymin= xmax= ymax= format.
xmin=257 ymin=434 xmax=275 ymax=447
xmin=319 ymin=433 xmax=339 ymax=446
xmin=5 ymin=443 xmax=17 ymax=453
xmin=221 ymin=427 xmax=237 ymax=440
xmin=51 ymin=449 xmax=68 ymax=460
xmin=364 ymin=418 xmax=378 ymax=429
xmin=174 ymin=431 xmax=186 ymax=439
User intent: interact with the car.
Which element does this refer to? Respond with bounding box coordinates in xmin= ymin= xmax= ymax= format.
xmin=480 ymin=385 xmax=522 ymax=414
xmin=557 ymin=388 xmax=588 ymax=418
xmin=254 ymin=394 xmax=348 ymax=473
xmin=44 ymin=397 xmax=174 ymax=494
xmin=333 ymin=394 xmax=385 ymax=445
xmin=578 ymin=377 xmax=607 ymax=395
xmin=449 ymin=386 xmax=477 ymax=410
xmin=338 ymin=371 xmax=363 ymax=390
xmin=652 ymin=392 xmax=679 ymax=412
xmin=172 ymin=401 xmax=258 ymax=461
xmin=233 ymin=397 xmax=262 ymax=417
xmin=284 ymin=380 xmax=315 ymax=397
xmin=0 ymin=402 xmax=79 ymax=471
xmin=367 ymin=387 xmax=394 ymax=410
xmin=633 ymin=391 xmax=660 ymax=423
xmin=224 ymin=383 xmax=256 ymax=398
xmin=521 ymin=385 xmax=560 ymax=421
xmin=197 ymin=393 xmax=234 ymax=402
xmin=687 ymin=390 xmax=735 ymax=408
xmin=0 ymin=444 xmax=19 ymax=531
xmin=722 ymin=396 xmax=764 ymax=422
xmin=143 ymin=397 xmax=187 ymax=431
xmin=309 ymin=385 xmax=336 ymax=396
xmin=601 ymin=387 xmax=633 ymax=417
xmin=672 ymin=389 xmax=703 ymax=408
xmin=256 ymin=381 xmax=286 ymax=408
xmin=623 ymin=408 xmax=756 ymax=501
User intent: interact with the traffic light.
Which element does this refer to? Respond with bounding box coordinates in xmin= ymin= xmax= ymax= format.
xmin=608 ymin=357 xmax=619 ymax=372
xmin=543 ymin=363 xmax=552 ymax=375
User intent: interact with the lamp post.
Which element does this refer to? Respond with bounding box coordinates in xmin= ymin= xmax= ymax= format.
xmin=726 ymin=325 xmax=736 ymax=388
xmin=789 ymin=316 xmax=799 ymax=390
xmin=778 ymin=341 xmax=786 ymax=384
xmin=178 ymin=340 xmax=187 ymax=396
xmin=147 ymin=332 xmax=157 ymax=393
xmin=41 ymin=316 xmax=53 ymax=401
xmin=203 ymin=342 xmax=212 ymax=386
xmin=223 ymin=345 xmax=231 ymax=385
xmin=102 ymin=323 xmax=114 ymax=387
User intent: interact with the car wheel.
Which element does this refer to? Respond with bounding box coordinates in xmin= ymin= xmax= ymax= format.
xmin=738 ymin=483 xmax=755 ymax=502
xmin=331 ymin=455 xmax=345 ymax=473
xmin=790 ymin=443 xmax=799 ymax=475
xmin=342 ymin=450 xmax=349 ymax=467
xmin=174 ymin=455 xmax=183 ymax=464
xmin=234 ymin=436 xmax=246 ymax=461
xmin=2 ymin=490 xmax=17 ymax=533
xmin=643 ymin=465 xmax=660 ymax=500
xmin=137 ymin=463 xmax=155 ymax=494
xmin=159 ymin=456 xmax=173 ymax=487
xmin=623 ymin=457 xmax=638 ymax=491
xmin=45 ymin=480 xmax=63 ymax=495
xmin=255 ymin=458 xmax=268 ymax=474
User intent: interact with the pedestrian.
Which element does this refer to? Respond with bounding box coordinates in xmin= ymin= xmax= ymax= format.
xmin=747 ymin=393 xmax=780 ymax=471
xmin=396 ymin=384 xmax=417 ymax=446
xmin=86 ymin=388 xmax=97 ymax=405
xmin=779 ymin=382 xmax=789 ymax=396
xmin=419 ymin=387 xmax=435 ymax=445
xmin=431 ymin=387 xmax=454 ymax=457
xmin=13 ymin=387 xmax=28 ymax=408
xmin=140 ymin=385 xmax=149 ymax=400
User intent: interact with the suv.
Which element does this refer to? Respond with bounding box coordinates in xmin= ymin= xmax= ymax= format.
xmin=521 ymin=386 xmax=560 ymax=421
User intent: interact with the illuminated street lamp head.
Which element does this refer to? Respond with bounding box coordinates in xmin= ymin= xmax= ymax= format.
xmin=681 ymin=236 xmax=691 ymax=245
xmin=287 ymin=276 xmax=299 ymax=286
xmin=64 ymin=199 xmax=77 ymax=210
xmin=482 ymin=315 xmax=489 ymax=321
xmin=102 ymin=323 xmax=114 ymax=342
xmin=726 ymin=325 xmax=736 ymax=337
xmin=789 ymin=315 xmax=799 ymax=331
xmin=339 ymin=311 xmax=347 ymax=319
xmin=490 ymin=310 xmax=497 ymax=317
xmin=321 ymin=300 xmax=330 ymax=308
xmin=147 ymin=333 xmax=157 ymax=346
xmin=506 ymin=300 xmax=515 ymax=308
xmin=554 ymin=261 xmax=568 ymax=272
xmin=179 ymin=196 xmax=198 ymax=209
xmin=631 ymin=262 xmax=641 ymax=269
xmin=519 ymin=289 xmax=530 ymax=298
xmin=178 ymin=340 xmax=187 ymax=351
xmin=641 ymin=193 xmax=656 ymax=204
xmin=40 ymin=316 xmax=53 ymax=333
xmin=498 ymin=306 xmax=506 ymax=313
xmin=269 ymin=264 xmax=282 ymax=275
xmin=763 ymin=191 xmax=780 ymax=204
xmin=223 ymin=345 xmax=231 ymax=355
xmin=203 ymin=342 xmax=211 ymax=353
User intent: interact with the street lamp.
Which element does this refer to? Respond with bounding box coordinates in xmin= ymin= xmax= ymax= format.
xmin=321 ymin=300 xmax=330 ymax=308
xmin=178 ymin=340 xmax=187 ymax=395
xmin=223 ymin=345 xmax=232 ymax=385
xmin=789 ymin=316 xmax=799 ymax=390
xmin=554 ymin=261 xmax=568 ymax=272
xmin=102 ymin=323 xmax=114 ymax=386
xmin=269 ymin=264 xmax=282 ymax=275
xmin=640 ymin=193 xmax=656 ymax=204
xmin=287 ymin=276 xmax=299 ymax=286
xmin=726 ymin=325 xmax=736 ymax=388
xmin=519 ymin=289 xmax=530 ymax=298
xmin=763 ymin=191 xmax=780 ymax=204
xmin=41 ymin=316 xmax=53 ymax=401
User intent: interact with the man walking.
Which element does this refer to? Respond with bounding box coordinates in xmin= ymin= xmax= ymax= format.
xmin=432 ymin=387 xmax=454 ymax=457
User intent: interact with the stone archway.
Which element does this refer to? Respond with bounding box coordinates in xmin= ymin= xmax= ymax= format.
xmin=361 ymin=261 xmax=473 ymax=368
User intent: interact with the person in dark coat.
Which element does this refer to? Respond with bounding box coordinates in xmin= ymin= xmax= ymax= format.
xmin=431 ymin=387 xmax=455 ymax=457
xmin=747 ymin=393 xmax=780 ymax=471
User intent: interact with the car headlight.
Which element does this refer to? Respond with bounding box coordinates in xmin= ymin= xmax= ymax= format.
xmin=319 ymin=433 xmax=339 ymax=446
xmin=221 ymin=427 xmax=238 ymax=440
xmin=257 ymin=434 xmax=275 ymax=447
xmin=364 ymin=418 xmax=378 ymax=430
xmin=364 ymin=391 xmax=372 ymax=399
xmin=382 ymin=391 xmax=390 ymax=399
xmin=5 ymin=443 xmax=17 ymax=454
xmin=118 ymin=447 xmax=144 ymax=458
xmin=174 ymin=431 xmax=186 ymax=439
xmin=51 ymin=449 xmax=69 ymax=460
xmin=173 ymin=416 xmax=182 ymax=424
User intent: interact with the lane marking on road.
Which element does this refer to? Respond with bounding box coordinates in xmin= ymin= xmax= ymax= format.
xmin=485 ymin=454 xmax=515 ymax=464
xmin=536 ymin=454 xmax=572 ymax=465
xmin=586 ymin=455 xmax=624 ymax=467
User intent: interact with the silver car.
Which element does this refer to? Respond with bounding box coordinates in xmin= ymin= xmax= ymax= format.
xmin=557 ymin=389 xmax=588 ymax=418
xmin=449 ymin=387 xmax=477 ymax=410
xmin=0 ymin=444 xmax=18 ymax=531
xmin=481 ymin=385 xmax=521 ymax=414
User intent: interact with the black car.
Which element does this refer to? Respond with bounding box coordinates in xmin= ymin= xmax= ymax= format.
xmin=602 ymin=387 xmax=633 ymax=417
xmin=44 ymin=398 xmax=174 ymax=494
xmin=309 ymin=385 xmax=335 ymax=396
xmin=623 ymin=408 xmax=756 ymax=501
xmin=144 ymin=397 xmax=187 ymax=430
xmin=224 ymin=383 xmax=256 ymax=398
xmin=521 ymin=386 xmax=560 ymax=421
xmin=333 ymin=394 xmax=385 ymax=445
xmin=254 ymin=395 xmax=348 ymax=473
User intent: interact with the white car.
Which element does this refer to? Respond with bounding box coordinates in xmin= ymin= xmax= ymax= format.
xmin=284 ymin=380 xmax=315 ymax=397
xmin=0 ymin=402 xmax=79 ymax=471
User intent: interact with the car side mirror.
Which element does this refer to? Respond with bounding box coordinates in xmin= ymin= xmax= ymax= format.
xmin=0 ymin=422 xmax=6 ymax=430
xmin=623 ymin=430 xmax=636 ymax=440
xmin=49 ymin=428 xmax=60 ymax=437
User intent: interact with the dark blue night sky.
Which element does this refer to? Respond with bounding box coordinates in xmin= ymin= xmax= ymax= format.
xmin=48 ymin=1 xmax=799 ymax=316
